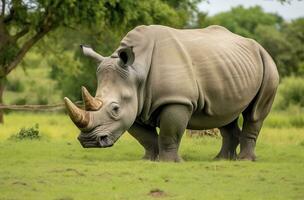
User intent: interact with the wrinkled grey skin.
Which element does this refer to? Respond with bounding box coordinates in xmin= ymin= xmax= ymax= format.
xmin=65 ymin=25 xmax=279 ymax=162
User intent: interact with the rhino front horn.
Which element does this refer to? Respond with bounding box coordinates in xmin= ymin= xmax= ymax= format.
xmin=81 ymin=86 xmax=103 ymax=111
xmin=64 ymin=97 xmax=90 ymax=129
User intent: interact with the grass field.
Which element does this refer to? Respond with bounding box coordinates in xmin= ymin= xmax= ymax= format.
xmin=0 ymin=113 xmax=304 ymax=200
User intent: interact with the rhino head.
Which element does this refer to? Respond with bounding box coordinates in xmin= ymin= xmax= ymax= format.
xmin=64 ymin=45 xmax=138 ymax=148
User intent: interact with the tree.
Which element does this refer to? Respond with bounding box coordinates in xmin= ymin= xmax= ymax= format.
xmin=196 ymin=6 xmax=304 ymax=77
xmin=0 ymin=0 xmax=202 ymax=123
xmin=281 ymin=18 xmax=304 ymax=76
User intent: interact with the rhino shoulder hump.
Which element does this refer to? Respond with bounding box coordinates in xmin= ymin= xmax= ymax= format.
xmin=205 ymin=25 xmax=231 ymax=32
xmin=133 ymin=25 xmax=148 ymax=30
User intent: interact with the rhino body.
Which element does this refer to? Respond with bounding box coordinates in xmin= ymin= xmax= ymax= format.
xmin=64 ymin=25 xmax=279 ymax=161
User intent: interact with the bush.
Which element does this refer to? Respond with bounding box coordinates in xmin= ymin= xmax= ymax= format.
xmin=290 ymin=115 xmax=304 ymax=128
xmin=275 ymin=77 xmax=304 ymax=110
xmin=12 ymin=97 xmax=27 ymax=105
xmin=264 ymin=110 xmax=304 ymax=128
xmin=9 ymin=124 xmax=41 ymax=140
xmin=6 ymin=79 xmax=24 ymax=92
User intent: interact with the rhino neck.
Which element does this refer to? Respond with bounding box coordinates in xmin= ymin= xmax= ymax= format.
xmin=133 ymin=63 xmax=151 ymax=119
xmin=116 ymin=25 xmax=156 ymax=120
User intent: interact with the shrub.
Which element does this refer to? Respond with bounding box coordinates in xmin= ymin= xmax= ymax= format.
xmin=6 ymin=79 xmax=24 ymax=92
xmin=275 ymin=77 xmax=304 ymax=110
xmin=9 ymin=124 xmax=41 ymax=140
xmin=264 ymin=111 xmax=304 ymax=128
xmin=13 ymin=97 xmax=27 ymax=105
xmin=37 ymin=96 xmax=48 ymax=105
xmin=290 ymin=115 xmax=304 ymax=128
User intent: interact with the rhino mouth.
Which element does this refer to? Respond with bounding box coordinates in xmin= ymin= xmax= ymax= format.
xmin=78 ymin=134 xmax=114 ymax=148
xmin=77 ymin=126 xmax=116 ymax=148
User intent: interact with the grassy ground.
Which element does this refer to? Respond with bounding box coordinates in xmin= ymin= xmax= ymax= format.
xmin=0 ymin=113 xmax=304 ymax=200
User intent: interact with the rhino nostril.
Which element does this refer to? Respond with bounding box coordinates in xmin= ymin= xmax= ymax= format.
xmin=98 ymin=135 xmax=108 ymax=141
xmin=98 ymin=135 xmax=108 ymax=144
xmin=98 ymin=134 xmax=114 ymax=147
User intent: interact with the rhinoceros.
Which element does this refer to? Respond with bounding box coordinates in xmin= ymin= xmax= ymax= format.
xmin=64 ymin=25 xmax=279 ymax=162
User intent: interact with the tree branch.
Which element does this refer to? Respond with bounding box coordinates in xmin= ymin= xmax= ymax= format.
xmin=3 ymin=0 xmax=65 ymax=75
xmin=1 ymin=0 xmax=5 ymax=17
xmin=4 ymin=0 xmax=63 ymax=75
xmin=6 ymin=27 xmax=52 ymax=74
xmin=12 ymin=26 xmax=29 ymax=41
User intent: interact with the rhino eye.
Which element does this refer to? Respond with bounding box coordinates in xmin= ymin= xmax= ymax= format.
xmin=110 ymin=103 xmax=120 ymax=119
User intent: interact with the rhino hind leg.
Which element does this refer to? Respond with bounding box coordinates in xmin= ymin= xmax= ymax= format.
xmin=128 ymin=122 xmax=159 ymax=161
xmin=158 ymin=104 xmax=192 ymax=162
xmin=238 ymin=50 xmax=279 ymax=161
xmin=215 ymin=118 xmax=240 ymax=160
xmin=238 ymin=120 xmax=263 ymax=161
xmin=238 ymin=46 xmax=279 ymax=161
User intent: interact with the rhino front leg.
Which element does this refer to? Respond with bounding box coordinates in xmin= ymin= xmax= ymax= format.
xmin=158 ymin=104 xmax=191 ymax=162
xmin=215 ymin=118 xmax=240 ymax=160
xmin=128 ymin=122 xmax=159 ymax=161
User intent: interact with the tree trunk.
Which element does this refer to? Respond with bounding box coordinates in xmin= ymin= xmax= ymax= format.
xmin=0 ymin=77 xmax=4 ymax=123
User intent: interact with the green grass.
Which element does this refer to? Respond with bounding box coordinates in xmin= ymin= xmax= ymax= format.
xmin=0 ymin=113 xmax=304 ymax=200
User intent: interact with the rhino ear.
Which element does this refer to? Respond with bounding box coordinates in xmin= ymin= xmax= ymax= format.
xmin=117 ymin=47 xmax=135 ymax=67
xmin=80 ymin=44 xmax=104 ymax=63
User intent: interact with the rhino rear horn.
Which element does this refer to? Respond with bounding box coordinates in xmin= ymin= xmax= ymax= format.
xmin=64 ymin=97 xmax=90 ymax=129
xmin=81 ymin=86 xmax=103 ymax=111
xmin=80 ymin=44 xmax=104 ymax=62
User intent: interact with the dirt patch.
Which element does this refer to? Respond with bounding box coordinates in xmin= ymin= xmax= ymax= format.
xmin=49 ymin=168 xmax=85 ymax=176
xmin=12 ymin=181 xmax=27 ymax=186
xmin=148 ymin=188 xmax=167 ymax=198
xmin=55 ymin=197 xmax=73 ymax=200
xmin=187 ymin=128 xmax=219 ymax=137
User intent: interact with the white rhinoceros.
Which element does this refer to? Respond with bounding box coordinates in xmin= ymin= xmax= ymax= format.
xmin=64 ymin=25 xmax=279 ymax=162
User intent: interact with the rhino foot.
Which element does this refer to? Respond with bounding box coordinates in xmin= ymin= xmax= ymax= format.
xmin=214 ymin=151 xmax=237 ymax=160
xmin=159 ymin=151 xmax=183 ymax=162
xmin=238 ymin=137 xmax=256 ymax=161
xmin=237 ymin=152 xmax=256 ymax=161
xmin=142 ymin=148 xmax=159 ymax=161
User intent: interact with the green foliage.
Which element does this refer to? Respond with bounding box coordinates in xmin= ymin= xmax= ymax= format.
xmin=5 ymin=57 xmax=61 ymax=105
xmin=265 ymin=112 xmax=304 ymax=128
xmin=199 ymin=6 xmax=282 ymax=38
xmin=9 ymin=123 xmax=41 ymax=140
xmin=0 ymin=43 xmax=19 ymax=67
xmin=275 ymin=77 xmax=304 ymax=109
xmin=254 ymin=25 xmax=295 ymax=76
xmin=197 ymin=6 xmax=304 ymax=77
xmin=50 ymin=52 xmax=96 ymax=101
xmin=12 ymin=97 xmax=27 ymax=105
xmin=281 ymin=18 xmax=304 ymax=76
xmin=6 ymin=78 xmax=24 ymax=92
